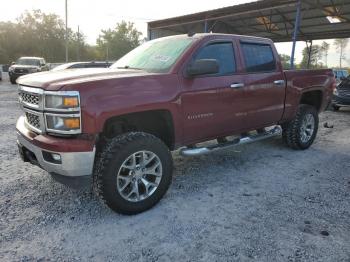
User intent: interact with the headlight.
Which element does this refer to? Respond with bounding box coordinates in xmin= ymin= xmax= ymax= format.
xmin=45 ymin=114 xmax=81 ymax=134
xmin=333 ymin=89 xmax=338 ymax=95
xmin=9 ymin=67 xmax=14 ymax=72
xmin=44 ymin=91 xmax=81 ymax=134
xmin=45 ymin=91 xmax=80 ymax=111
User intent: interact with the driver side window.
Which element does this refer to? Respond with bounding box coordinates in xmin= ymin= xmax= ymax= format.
xmin=194 ymin=42 xmax=236 ymax=76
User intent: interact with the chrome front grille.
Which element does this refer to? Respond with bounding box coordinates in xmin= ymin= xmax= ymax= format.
xmin=25 ymin=112 xmax=41 ymax=129
xmin=18 ymin=85 xmax=45 ymax=133
xmin=18 ymin=85 xmax=43 ymax=109
xmin=338 ymin=88 xmax=350 ymax=97
xmin=20 ymin=92 xmax=39 ymax=106
xmin=14 ymin=68 xmax=29 ymax=74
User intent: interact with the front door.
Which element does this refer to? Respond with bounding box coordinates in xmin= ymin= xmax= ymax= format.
xmin=181 ymin=41 xmax=246 ymax=144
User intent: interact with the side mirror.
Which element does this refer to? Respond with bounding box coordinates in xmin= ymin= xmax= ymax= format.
xmin=340 ymin=76 xmax=346 ymax=81
xmin=11 ymin=62 xmax=15 ymax=65
xmin=187 ymin=59 xmax=219 ymax=77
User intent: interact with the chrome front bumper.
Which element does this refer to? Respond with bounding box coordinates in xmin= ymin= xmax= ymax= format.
xmin=17 ymin=131 xmax=95 ymax=177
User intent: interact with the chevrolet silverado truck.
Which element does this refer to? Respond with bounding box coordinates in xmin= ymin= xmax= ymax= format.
xmin=9 ymin=57 xmax=49 ymax=84
xmin=16 ymin=34 xmax=335 ymax=214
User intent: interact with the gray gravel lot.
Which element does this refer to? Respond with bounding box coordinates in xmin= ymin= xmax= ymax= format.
xmin=0 ymin=77 xmax=349 ymax=261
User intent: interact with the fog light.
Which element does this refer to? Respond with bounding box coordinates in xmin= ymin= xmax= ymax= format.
xmin=52 ymin=153 xmax=61 ymax=162
xmin=42 ymin=151 xmax=62 ymax=164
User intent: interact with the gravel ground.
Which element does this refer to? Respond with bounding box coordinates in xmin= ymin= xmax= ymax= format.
xmin=0 ymin=77 xmax=349 ymax=262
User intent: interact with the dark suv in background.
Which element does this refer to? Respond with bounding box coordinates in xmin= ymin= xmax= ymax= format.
xmin=332 ymin=75 xmax=350 ymax=111
xmin=8 ymin=57 xmax=49 ymax=84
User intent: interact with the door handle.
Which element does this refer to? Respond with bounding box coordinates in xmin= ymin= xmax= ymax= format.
xmin=230 ymin=83 xmax=244 ymax=89
xmin=274 ymin=80 xmax=285 ymax=86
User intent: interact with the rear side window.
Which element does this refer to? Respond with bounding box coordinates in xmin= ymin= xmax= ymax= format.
xmin=70 ymin=63 xmax=86 ymax=69
xmin=85 ymin=64 xmax=98 ymax=68
xmin=241 ymin=42 xmax=276 ymax=72
xmin=83 ymin=63 xmax=108 ymax=68
xmin=194 ymin=42 xmax=235 ymax=75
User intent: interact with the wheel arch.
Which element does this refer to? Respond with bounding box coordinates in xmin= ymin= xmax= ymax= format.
xmin=299 ymin=89 xmax=323 ymax=111
xmin=100 ymin=109 xmax=176 ymax=150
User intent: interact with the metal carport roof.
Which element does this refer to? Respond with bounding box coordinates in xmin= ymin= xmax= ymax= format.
xmin=148 ymin=0 xmax=350 ymax=68
xmin=147 ymin=0 xmax=350 ymax=42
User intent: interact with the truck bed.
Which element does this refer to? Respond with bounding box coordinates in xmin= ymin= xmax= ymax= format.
xmin=282 ymin=69 xmax=335 ymax=122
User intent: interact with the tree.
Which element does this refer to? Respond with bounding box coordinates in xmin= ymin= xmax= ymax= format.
xmin=334 ymin=38 xmax=349 ymax=68
xmin=0 ymin=10 xmax=68 ymax=63
xmin=320 ymin=41 xmax=330 ymax=67
xmin=0 ymin=10 xmax=143 ymax=64
xmin=0 ymin=21 xmax=22 ymax=63
xmin=279 ymin=54 xmax=291 ymax=69
xmin=97 ymin=21 xmax=142 ymax=61
xmin=17 ymin=10 xmax=67 ymax=62
xmin=300 ymin=44 xmax=323 ymax=69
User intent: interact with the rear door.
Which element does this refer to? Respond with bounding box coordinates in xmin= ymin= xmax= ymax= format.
xmin=237 ymin=41 xmax=286 ymax=129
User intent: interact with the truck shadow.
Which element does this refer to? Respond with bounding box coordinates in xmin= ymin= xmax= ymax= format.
xmin=32 ymin=137 xmax=288 ymax=219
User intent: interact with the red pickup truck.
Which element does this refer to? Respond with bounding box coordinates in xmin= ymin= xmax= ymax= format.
xmin=16 ymin=33 xmax=335 ymax=214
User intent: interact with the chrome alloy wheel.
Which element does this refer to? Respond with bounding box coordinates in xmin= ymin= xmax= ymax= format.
xmin=117 ymin=151 xmax=163 ymax=202
xmin=300 ymin=113 xmax=315 ymax=143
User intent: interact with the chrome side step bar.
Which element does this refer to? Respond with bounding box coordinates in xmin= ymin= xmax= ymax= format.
xmin=180 ymin=126 xmax=282 ymax=157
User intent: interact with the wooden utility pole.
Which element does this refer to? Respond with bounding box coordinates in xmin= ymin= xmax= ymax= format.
xmin=77 ymin=26 xmax=80 ymax=61
xmin=65 ymin=0 xmax=68 ymax=62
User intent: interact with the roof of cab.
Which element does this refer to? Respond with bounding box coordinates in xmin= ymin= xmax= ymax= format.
xmin=18 ymin=56 xmax=45 ymax=60
xmin=155 ymin=33 xmax=273 ymax=43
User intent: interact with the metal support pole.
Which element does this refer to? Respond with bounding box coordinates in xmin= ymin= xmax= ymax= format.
xmin=290 ymin=0 xmax=301 ymax=69
xmin=306 ymin=40 xmax=313 ymax=69
xmin=106 ymin=44 xmax=109 ymax=63
xmin=148 ymin=28 xmax=152 ymax=41
xmin=65 ymin=0 xmax=68 ymax=62
xmin=204 ymin=20 xmax=208 ymax=33
xmin=77 ymin=26 xmax=80 ymax=61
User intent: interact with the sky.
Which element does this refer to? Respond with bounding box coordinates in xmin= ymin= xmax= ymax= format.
xmin=1 ymin=0 xmax=349 ymax=67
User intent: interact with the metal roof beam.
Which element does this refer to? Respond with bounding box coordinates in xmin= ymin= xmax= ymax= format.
xmin=303 ymin=0 xmax=350 ymax=23
xmin=148 ymin=2 xmax=297 ymax=29
xmin=274 ymin=8 xmax=306 ymax=37
xmin=223 ymin=11 xmax=350 ymax=31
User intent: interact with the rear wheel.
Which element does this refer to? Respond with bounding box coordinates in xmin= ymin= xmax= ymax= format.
xmin=282 ymin=104 xmax=319 ymax=150
xmin=10 ymin=77 xmax=16 ymax=84
xmin=332 ymin=105 xmax=340 ymax=111
xmin=93 ymin=132 xmax=173 ymax=215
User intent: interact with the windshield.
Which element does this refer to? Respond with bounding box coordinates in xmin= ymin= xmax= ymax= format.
xmin=342 ymin=70 xmax=349 ymax=78
xmin=111 ymin=37 xmax=194 ymax=73
xmin=16 ymin=58 xmax=40 ymax=66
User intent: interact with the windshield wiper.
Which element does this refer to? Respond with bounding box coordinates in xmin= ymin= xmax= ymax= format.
xmin=116 ymin=65 xmax=143 ymax=70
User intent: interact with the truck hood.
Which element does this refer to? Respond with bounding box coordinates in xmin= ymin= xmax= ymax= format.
xmin=16 ymin=68 xmax=154 ymax=90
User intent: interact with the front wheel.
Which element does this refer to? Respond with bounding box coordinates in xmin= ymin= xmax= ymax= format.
xmin=10 ymin=77 xmax=16 ymax=84
xmin=332 ymin=105 xmax=340 ymax=111
xmin=93 ymin=132 xmax=173 ymax=215
xmin=282 ymin=104 xmax=319 ymax=150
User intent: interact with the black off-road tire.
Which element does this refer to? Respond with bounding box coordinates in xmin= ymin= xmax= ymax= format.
xmin=10 ymin=77 xmax=16 ymax=84
xmin=93 ymin=132 xmax=173 ymax=215
xmin=282 ymin=104 xmax=319 ymax=150
xmin=332 ymin=105 xmax=340 ymax=111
